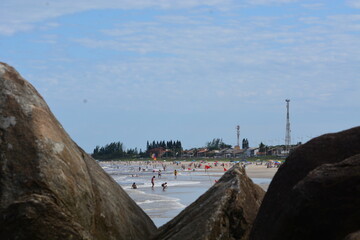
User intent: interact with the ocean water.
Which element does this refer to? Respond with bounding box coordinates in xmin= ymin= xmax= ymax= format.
xmin=100 ymin=161 xmax=271 ymax=227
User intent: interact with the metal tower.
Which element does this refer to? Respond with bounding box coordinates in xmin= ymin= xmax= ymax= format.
xmin=285 ymin=99 xmax=291 ymax=151
xmin=236 ymin=125 xmax=240 ymax=148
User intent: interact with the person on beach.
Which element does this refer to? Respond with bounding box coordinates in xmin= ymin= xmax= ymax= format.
xmin=174 ymin=169 xmax=178 ymax=179
xmin=161 ymin=182 xmax=167 ymax=190
xmin=158 ymin=170 xmax=162 ymax=178
xmin=132 ymin=182 xmax=137 ymax=189
xmin=151 ymin=176 xmax=155 ymax=187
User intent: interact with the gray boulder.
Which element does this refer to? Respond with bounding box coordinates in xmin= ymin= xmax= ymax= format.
xmin=250 ymin=127 xmax=360 ymax=240
xmin=0 ymin=62 xmax=157 ymax=240
xmin=344 ymin=231 xmax=360 ymax=240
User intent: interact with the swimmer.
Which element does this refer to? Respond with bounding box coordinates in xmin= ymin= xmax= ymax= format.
xmin=151 ymin=176 xmax=155 ymax=187
xmin=161 ymin=182 xmax=167 ymax=190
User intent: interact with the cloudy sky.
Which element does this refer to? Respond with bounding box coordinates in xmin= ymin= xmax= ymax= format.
xmin=1 ymin=0 xmax=360 ymax=153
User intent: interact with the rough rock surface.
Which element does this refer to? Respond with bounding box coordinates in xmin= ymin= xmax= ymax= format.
xmin=0 ymin=62 xmax=157 ymax=240
xmin=154 ymin=164 xmax=265 ymax=240
xmin=344 ymin=231 xmax=360 ymax=240
xmin=250 ymin=126 xmax=360 ymax=240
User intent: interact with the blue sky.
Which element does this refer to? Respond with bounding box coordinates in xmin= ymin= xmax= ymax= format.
xmin=1 ymin=0 xmax=360 ymax=153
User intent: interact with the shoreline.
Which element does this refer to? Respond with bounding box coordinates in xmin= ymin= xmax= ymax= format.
xmin=100 ymin=160 xmax=279 ymax=190
xmin=100 ymin=161 xmax=279 ymax=227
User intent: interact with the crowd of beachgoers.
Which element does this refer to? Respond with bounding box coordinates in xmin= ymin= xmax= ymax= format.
xmin=99 ymin=159 xmax=283 ymax=174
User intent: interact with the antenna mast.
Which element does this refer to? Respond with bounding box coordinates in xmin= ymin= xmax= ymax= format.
xmin=285 ymin=99 xmax=291 ymax=152
xmin=236 ymin=125 xmax=240 ymax=148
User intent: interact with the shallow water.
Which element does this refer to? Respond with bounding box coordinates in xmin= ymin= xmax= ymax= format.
xmin=100 ymin=162 xmax=271 ymax=227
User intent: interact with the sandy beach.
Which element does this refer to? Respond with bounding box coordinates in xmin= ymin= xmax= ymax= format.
xmin=245 ymin=164 xmax=278 ymax=178
xmin=244 ymin=164 xmax=278 ymax=190
xmin=100 ymin=160 xmax=279 ymax=226
xmin=172 ymin=161 xmax=279 ymax=190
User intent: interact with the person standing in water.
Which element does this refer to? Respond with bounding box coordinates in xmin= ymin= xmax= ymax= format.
xmin=132 ymin=182 xmax=137 ymax=189
xmin=161 ymin=182 xmax=167 ymax=191
xmin=174 ymin=169 xmax=178 ymax=179
xmin=151 ymin=176 xmax=155 ymax=187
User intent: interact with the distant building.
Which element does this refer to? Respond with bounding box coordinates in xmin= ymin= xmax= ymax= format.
xmin=182 ymin=149 xmax=195 ymax=158
xmin=233 ymin=149 xmax=246 ymax=158
xmin=267 ymin=146 xmax=284 ymax=156
xmin=148 ymin=147 xmax=167 ymax=158
xmin=196 ymin=148 xmax=209 ymax=157
xmin=246 ymin=147 xmax=259 ymax=157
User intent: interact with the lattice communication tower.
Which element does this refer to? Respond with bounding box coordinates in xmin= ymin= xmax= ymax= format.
xmin=236 ymin=125 xmax=240 ymax=147
xmin=285 ymin=99 xmax=291 ymax=151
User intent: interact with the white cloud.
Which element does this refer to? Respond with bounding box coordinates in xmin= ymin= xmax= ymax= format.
xmin=346 ymin=0 xmax=360 ymax=8
xmin=0 ymin=0 xmax=234 ymax=35
xmin=3 ymin=0 xmax=360 ymax=113
xmin=0 ymin=23 xmax=34 ymax=36
xmin=246 ymin=0 xmax=298 ymax=5
xmin=301 ymin=3 xmax=324 ymax=10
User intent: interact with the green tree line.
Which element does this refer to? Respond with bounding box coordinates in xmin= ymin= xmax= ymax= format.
xmin=146 ymin=140 xmax=182 ymax=151
xmin=92 ymin=141 xmax=145 ymax=160
xmin=206 ymin=138 xmax=232 ymax=150
xmin=146 ymin=140 xmax=182 ymax=157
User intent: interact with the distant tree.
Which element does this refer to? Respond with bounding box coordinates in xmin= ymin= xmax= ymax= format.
xmin=92 ymin=141 xmax=125 ymax=159
xmin=242 ymin=138 xmax=249 ymax=149
xmin=206 ymin=138 xmax=231 ymax=150
xmin=146 ymin=139 xmax=183 ymax=158
xmin=259 ymin=142 xmax=266 ymax=152
xmin=93 ymin=145 xmax=100 ymax=155
xmin=246 ymin=139 xmax=249 ymax=148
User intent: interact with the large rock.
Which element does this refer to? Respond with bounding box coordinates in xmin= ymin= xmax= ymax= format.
xmin=344 ymin=231 xmax=360 ymax=240
xmin=154 ymin=164 xmax=265 ymax=240
xmin=0 ymin=62 xmax=157 ymax=240
xmin=250 ymin=127 xmax=360 ymax=240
